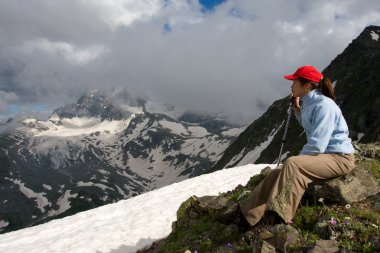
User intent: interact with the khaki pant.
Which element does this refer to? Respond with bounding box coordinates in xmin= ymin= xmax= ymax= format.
xmin=239 ymin=154 xmax=356 ymax=226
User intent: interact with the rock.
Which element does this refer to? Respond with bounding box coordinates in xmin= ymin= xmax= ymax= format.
xmin=172 ymin=196 xmax=199 ymax=230
xmin=198 ymin=195 xmax=233 ymax=211
xmin=373 ymin=193 xmax=380 ymax=212
xmin=260 ymin=240 xmax=276 ymax=253
xmin=259 ymin=229 xmax=274 ymax=240
xmin=260 ymin=166 xmax=273 ymax=176
xmin=314 ymin=221 xmax=329 ymax=238
xmin=368 ymin=234 xmax=380 ymax=252
xmin=314 ymin=217 xmax=344 ymax=240
xmin=173 ymin=195 xmax=233 ymax=230
xmin=307 ymin=240 xmax=339 ymax=253
xmin=305 ymin=167 xmax=380 ymax=204
xmin=268 ymin=224 xmax=300 ymax=251
xmin=357 ymin=143 xmax=380 ymax=159
xmin=252 ymin=238 xmax=276 ymax=253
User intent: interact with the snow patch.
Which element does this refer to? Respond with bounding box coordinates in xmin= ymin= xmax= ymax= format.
xmin=158 ymin=120 xmax=189 ymax=136
xmin=0 ymin=220 xmax=9 ymax=229
xmin=237 ymin=124 xmax=283 ymax=166
xmin=77 ymin=181 xmax=110 ymax=191
xmin=370 ymin=30 xmax=379 ymax=41
xmin=187 ymin=126 xmax=209 ymax=137
xmin=29 ymin=117 xmax=133 ymax=137
xmin=48 ymin=190 xmax=79 ymax=217
xmin=42 ymin=184 xmax=52 ymax=191
xmin=222 ymin=127 xmax=245 ymax=136
xmin=13 ymin=180 xmax=50 ymax=213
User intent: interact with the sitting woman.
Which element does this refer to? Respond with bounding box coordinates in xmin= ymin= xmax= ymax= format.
xmin=218 ymin=65 xmax=355 ymax=228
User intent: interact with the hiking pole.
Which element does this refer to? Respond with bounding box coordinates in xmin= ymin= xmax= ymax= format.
xmin=276 ymin=97 xmax=295 ymax=167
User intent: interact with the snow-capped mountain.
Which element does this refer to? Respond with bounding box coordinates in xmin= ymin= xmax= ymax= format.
xmin=0 ymin=89 xmax=244 ymax=234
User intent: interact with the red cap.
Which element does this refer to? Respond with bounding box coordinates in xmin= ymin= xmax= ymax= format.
xmin=284 ymin=65 xmax=323 ymax=83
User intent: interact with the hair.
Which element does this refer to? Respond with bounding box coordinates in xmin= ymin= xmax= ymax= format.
xmin=298 ymin=77 xmax=336 ymax=100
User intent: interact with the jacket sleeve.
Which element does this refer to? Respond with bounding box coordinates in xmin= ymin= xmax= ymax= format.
xmin=300 ymin=104 xmax=335 ymax=155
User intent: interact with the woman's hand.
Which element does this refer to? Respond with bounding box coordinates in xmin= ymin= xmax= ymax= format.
xmin=290 ymin=94 xmax=301 ymax=112
xmin=294 ymin=97 xmax=301 ymax=112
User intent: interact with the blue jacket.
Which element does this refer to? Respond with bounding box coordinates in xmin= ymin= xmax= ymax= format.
xmin=295 ymin=90 xmax=354 ymax=155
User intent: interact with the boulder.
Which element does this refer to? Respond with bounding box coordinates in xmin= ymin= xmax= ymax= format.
xmin=307 ymin=240 xmax=339 ymax=253
xmin=305 ymin=167 xmax=380 ymax=204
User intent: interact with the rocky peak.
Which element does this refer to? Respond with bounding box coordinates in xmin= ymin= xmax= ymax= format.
xmin=51 ymin=89 xmax=145 ymax=121
xmin=209 ymin=25 xmax=380 ymax=172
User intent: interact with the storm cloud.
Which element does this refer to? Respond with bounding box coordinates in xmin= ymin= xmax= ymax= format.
xmin=0 ymin=0 xmax=379 ymax=124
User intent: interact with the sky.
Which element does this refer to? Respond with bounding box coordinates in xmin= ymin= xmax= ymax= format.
xmin=0 ymin=163 xmax=274 ymax=253
xmin=0 ymin=0 xmax=379 ymax=124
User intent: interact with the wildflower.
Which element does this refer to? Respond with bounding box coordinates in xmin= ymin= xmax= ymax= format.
xmin=194 ymin=251 xmax=198 ymax=253
xmin=345 ymin=204 xmax=351 ymax=209
xmin=344 ymin=217 xmax=351 ymax=220
xmin=318 ymin=198 xmax=324 ymax=203
xmin=226 ymin=243 xmax=233 ymax=248
xmin=330 ymin=217 xmax=337 ymax=225
xmin=371 ymin=223 xmax=379 ymax=229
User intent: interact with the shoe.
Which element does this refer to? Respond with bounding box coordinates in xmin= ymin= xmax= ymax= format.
xmin=260 ymin=211 xmax=285 ymax=226
xmin=216 ymin=203 xmax=250 ymax=230
xmin=215 ymin=203 xmax=241 ymax=224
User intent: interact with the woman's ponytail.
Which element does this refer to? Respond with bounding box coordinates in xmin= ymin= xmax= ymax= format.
xmin=319 ymin=77 xmax=336 ymax=101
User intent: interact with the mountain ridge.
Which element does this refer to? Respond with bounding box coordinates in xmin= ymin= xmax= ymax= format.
xmin=209 ymin=25 xmax=380 ymax=172
xmin=0 ymin=89 xmax=244 ymax=234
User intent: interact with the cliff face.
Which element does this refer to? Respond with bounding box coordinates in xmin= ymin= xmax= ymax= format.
xmin=209 ymin=25 xmax=380 ymax=172
xmin=323 ymin=25 xmax=380 ymax=143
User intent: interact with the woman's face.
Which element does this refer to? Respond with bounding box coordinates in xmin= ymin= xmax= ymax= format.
xmin=291 ymin=79 xmax=311 ymax=97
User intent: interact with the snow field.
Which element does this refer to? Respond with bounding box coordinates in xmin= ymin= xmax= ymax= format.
xmin=0 ymin=164 xmax=275 ymax=253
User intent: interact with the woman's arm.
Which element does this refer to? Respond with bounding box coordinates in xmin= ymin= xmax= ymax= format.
xmin=300 ymin=103 xmax=335 ymax=155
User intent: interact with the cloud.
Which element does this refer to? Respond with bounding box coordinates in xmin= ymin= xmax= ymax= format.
xmin=0 ymin=0 xmax=379 ymax=124
xmin=21 ymin=38 xmax=109 ymax=65
xmin=0 ymin=91 xmax=19 ymax=113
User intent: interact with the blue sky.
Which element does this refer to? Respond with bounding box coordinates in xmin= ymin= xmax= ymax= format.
xmin=199 ymin=0 xmax=226 ymax=11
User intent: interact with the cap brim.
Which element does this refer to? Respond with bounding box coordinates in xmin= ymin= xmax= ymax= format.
xmin=283 ymin=75 xmax=296 ymax=80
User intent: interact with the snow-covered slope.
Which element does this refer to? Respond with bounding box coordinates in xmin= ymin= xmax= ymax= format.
xmin=0 ymin=164 xmax=274 ymax=253
xmin=0 ymin=89 xmax=245 ymax=234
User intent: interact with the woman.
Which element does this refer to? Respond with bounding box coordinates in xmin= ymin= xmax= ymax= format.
xmin=219 ymin=65 xmax=356 ymax=227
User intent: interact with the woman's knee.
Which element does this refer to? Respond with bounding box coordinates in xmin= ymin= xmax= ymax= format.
xmin=282 ymin=156 xmax=301 ymax=173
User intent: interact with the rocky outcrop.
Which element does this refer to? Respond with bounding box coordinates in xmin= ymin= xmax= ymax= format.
xmin=305 ymin=167 xmax=380 ymax=204
xmin=156 ymin=144 xmax=380 ymax=252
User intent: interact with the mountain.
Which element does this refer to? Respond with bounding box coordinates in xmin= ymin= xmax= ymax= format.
xmin=210 ymin=25 xmax=380 ymax=172
xmin=0 ymin=89 xmax=244 ymax=234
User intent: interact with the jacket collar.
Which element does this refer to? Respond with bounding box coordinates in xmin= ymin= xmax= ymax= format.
xmin=301 ymin=89 xmax=320 ymax=106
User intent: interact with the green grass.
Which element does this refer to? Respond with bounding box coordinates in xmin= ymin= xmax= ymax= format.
xmin=358 ymin=158 xmax=380 ymax=184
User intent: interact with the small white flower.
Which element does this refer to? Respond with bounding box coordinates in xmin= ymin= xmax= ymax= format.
xmin=318 ymin=198 xmax=324 ymax=203
xmin=371 ymin=223 xmax=379 ymax=229
xmin=345 ymin=204 xmax=351 ymax=209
